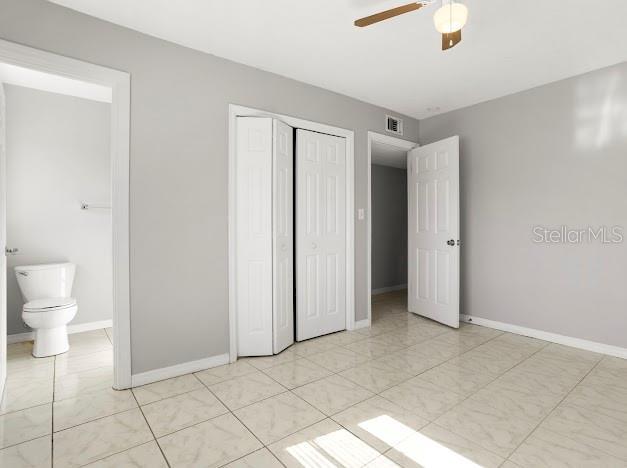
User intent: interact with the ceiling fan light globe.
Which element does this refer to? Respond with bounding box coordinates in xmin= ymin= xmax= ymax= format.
xmin=433 ymin=2 xmax=468 ymax=33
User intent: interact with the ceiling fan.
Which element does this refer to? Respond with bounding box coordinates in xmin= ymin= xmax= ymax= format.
xmin=354 ymin=1 xmax=469 ymax=51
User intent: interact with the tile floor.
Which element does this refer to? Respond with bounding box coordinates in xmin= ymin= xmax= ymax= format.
xmin=2 ymin=291 xmax=627 ymax=467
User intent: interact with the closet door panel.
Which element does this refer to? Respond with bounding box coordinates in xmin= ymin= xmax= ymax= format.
xmin=272 ymin=119 xmax=294 ymax=353
xmin=296 ymin=129 xmax=346 ymax=341
xmin=236 ymin=117 xmax=273 ymax=356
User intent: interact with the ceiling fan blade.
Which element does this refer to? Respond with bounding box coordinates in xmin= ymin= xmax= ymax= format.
xmin=354 ymin=2 xmax=423 ymax=27
xmin=442 ymin=29 xmax=462 ymax=50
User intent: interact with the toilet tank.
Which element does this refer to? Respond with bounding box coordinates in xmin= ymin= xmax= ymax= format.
xmin=14 ymin=263 xmax=76 ymax=302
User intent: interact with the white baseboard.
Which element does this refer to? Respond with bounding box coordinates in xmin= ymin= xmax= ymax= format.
xmin=353 ymin=318 xmax=371 ymax=330
xmin=69 ymin=320 xmax=113 ymax=334
xmin=131 ymin=353 xmax=230 ymax=387
xmin=7 ymin=319 xmax=113 ymax=344
xmin=7 ymin=332 xmax=33 ymax=345
xmin=372 ymin=284 xmax=407 ymax=296
xmin=461 ymin=314 xmax=627 ymax=360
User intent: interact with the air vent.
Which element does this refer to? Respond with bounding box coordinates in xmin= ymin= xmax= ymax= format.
xmin=385 ymin=115 xmax=403 ymax=135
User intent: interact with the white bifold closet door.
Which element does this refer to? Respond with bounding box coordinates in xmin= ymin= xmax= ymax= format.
xmin=296 ymin=129 xmax=346 ymax=341
xmin=407 ymin=135 xmax=460 ymax=328
xmin=236 ymin=117 xmax=294 ymax=356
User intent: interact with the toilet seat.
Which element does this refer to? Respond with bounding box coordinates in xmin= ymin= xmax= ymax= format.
xmin=23 ymin=297 xmax=77 ymax=312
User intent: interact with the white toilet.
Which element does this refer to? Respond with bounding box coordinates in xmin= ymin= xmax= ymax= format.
xmin=15 ymin=262 xmax=78 ymax=357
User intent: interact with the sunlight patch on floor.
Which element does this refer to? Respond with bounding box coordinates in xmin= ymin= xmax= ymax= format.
xmin=285 ymin=428 xmax=380 ymax=467
xmin=315 ymin=429 xmax=380 ymax=467
xmin=360 ymin=415 xmax=482 ymax=468
xmin=286 ymin=441 xmax=337 ymax=468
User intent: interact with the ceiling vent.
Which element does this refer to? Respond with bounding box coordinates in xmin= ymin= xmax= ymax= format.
xmin=385 ymin=115 xmax=403 ymax=135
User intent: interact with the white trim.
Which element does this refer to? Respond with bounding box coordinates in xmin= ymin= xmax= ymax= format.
xmin=7 ymin=332 xmax=32 ymax=345
xmin=7 ymin=319 xmax=113 ymax=344
xmin=228 ymin=104 xmax=355 ymax=363
xmin=367 ymin=131 xmax=417 ymax=327
xmin=461 ymin=315 xmax=627 ymax=360
xmin=0 ymin=62 xmax=112 ymax=103
xmin=131 ymin=353 xmax=229 ymax=387
xmin=372 ymin=284 xmax=407 ymax=296
xmin=353 ymin=318 xmax=370 ymax=330
xmin=68 ymin=319 xmax=113 ymax=334
xmin=0 ymin=39 xmax=132 ymax=390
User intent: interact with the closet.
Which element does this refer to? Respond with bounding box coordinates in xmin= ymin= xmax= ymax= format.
xmin=235 ymin=117 xmax=347 ymax=356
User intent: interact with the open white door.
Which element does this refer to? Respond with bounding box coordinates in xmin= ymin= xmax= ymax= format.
xmin=272 ymin=120 xmax=294 ymax=353
xmin=407 ymin=136 xmax=460 ymax=328
xmin=296 ymin=129 xmax=346 ymax=341
xmin=0 ymin=84 xmax=6 ymax=397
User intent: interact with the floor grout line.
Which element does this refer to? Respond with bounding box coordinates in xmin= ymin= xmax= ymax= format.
xmin=130 ymin=389 xmax=172 ymax=468
xmin=51 ymin=403 xmax=140 ymax=434
xmin=435 ymin=342 xmax=603 ymax=463
xmin=105 ymin=327 xmax=113 ymax=345
xmin=503 ymin=353 xmax=607 ymax=463
xmin=192 ymin=350 xmax=393 ymax=464
xmin=193 ymin=374 xmax=287 ymax=467
xmin=394 ymin=338 xmax=554 ymax=462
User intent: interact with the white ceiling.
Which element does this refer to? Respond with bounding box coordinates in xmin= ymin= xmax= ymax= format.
xmin=49 ymin=0 xmax=627 ymax=119
xmin=0 ymin=62 xmax=112 ymax=102
xmin=371 ymin=141 xmax=408 ymax=168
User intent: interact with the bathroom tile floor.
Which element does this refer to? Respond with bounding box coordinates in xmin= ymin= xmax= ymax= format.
xmin=2 ymin=291 xmax=627 ymax=467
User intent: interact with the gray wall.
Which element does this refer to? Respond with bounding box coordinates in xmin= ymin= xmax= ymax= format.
xmin=371 ymin=164 xmax=407 ymax=291
xmin=420 ymin=62 xmax=627 ymax=348
xmin=5 ymin=85 xmax=111 ymax=335
xmin=0 ymin=0 xmax=419 ymax=373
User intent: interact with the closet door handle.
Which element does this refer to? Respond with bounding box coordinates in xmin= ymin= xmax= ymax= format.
xmin=311 ymin=243 xmax=318 ymax=250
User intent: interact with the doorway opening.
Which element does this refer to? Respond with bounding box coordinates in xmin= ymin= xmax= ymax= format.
xmin=0 ymin=40 xmax=131 ymax=402
xmin=367 ymin=132 xmax=461 ymax=329
xmin=367 ymin=132 xmax=416 ymax=325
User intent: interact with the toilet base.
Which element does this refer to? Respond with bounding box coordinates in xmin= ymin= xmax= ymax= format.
xmin=32 ymin=325 xmax=70 ymax=357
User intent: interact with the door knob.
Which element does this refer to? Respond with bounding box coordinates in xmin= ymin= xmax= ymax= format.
xmin=311 ymin=243 xmax=318 ymax=250
xmin=281 ymin=244 xmax=287 ymax=251
xmin=446 ymin=239 xmax=455 ymax=246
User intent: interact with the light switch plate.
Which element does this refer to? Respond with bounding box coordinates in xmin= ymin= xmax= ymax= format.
xmin=357 ymin=208 xmax=365 ymax=220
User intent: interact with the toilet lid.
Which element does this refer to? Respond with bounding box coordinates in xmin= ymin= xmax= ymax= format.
xmin=24 ymin=297 xmax=76 ymax=311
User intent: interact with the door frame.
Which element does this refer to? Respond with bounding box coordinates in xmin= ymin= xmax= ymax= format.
xmin=0 ymin=39 xmax=132 ymax=389
xmin=366 ymin=131 xmax=417 ymax=326
xmin=228 ymin=104 xmax=355 ymax=363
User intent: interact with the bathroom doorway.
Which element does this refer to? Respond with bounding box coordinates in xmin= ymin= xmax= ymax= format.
xmin=0 ymin=40 xmax=131 ymax=403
